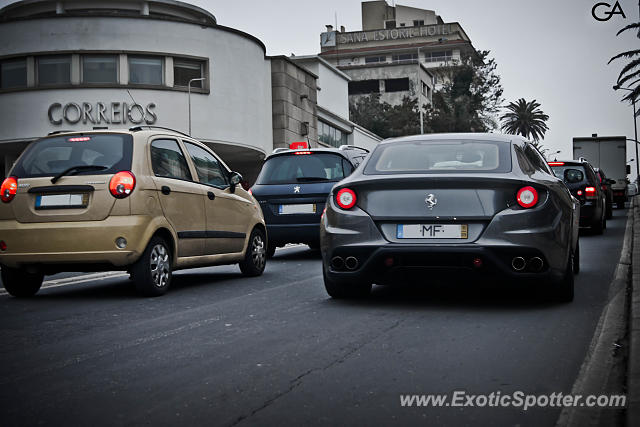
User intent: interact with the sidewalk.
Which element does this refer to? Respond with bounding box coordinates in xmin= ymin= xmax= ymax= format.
xmin=629 ymin=196 xmax=640 ymax=425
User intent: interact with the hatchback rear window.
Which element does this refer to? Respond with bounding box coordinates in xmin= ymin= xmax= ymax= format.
xmin=12 ymin=134 xmax=133 ymax=178
xmin=364 ymin=139 xmax=512 ymax=174
xmin=255 ymin=153 xmax=352 ymax=184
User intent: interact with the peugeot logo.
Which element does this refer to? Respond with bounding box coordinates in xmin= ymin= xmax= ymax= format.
xmin=294 ymin=186 xmax=301 ymax=193
xmin=425 ymin=194 xmax=437 ymax=209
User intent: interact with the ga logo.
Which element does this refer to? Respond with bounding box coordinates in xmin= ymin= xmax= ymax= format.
xmin=592 ymin=1 xmax=627 ymax=21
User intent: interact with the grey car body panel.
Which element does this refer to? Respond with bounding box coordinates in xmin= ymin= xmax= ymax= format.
xmin=320 ymin=133 xmax=579 ymax=284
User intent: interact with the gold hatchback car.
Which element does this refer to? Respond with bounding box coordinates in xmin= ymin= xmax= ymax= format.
xmin=0 ymin=127 xmax=267 ymax=297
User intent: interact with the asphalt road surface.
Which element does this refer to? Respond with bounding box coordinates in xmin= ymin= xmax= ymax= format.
xmin=0 ymin=208 xmax=628 ymax=426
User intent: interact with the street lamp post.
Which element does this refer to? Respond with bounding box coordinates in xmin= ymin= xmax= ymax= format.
xmin=613 ymin=85 xmax=639 ymax=181
xmin=188 ymin=77 xmax=206 ymax=136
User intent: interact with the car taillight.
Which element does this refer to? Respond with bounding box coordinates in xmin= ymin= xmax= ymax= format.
xmin=109 ymin=171 xmax=136 ymax=199
xmin=0 ymin=176 xmax=18 ymax=203
xmin=516 ymin=186 xmax=538 ymax=208
xmin=248 ymin=188 xmax=253 ymax=195
xmin=577 ymin=190 xmax=583 ymax=196
xmin=335 ymin=188 xmax=357 ymax=210
xmin=548 ymin=162 xmax=565 ymax=166
xmin=585 ymin=186 xmax=597 ymax=199
xmin=294 ymin=151 xmax=312 ymax=155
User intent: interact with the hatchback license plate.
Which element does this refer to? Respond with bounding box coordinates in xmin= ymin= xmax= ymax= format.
xmin=397 ymin=224 xmax=468 ymax=239
xmin=279 ymin=204 xmax=316 ymax=214
xmin=35 ymin=194 xmax=88 ymax=209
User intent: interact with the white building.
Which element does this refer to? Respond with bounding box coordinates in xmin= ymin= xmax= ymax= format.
xmin=290 ymin=55 xmax=382 ymax=151
xmin=319 ymin=1 xmax=476 ymax=106
xmin=0 ymin=0 xmax=273 ymax=181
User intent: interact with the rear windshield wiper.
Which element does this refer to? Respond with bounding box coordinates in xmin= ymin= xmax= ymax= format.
xmin=51 ymin=165 xmax=108 ymax=184
xmin=296 ymin=177 xmax=331 ymax=182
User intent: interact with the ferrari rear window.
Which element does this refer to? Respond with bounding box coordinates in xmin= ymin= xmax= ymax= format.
xmin=364 ymin=139 xmax=511 ymax=174
xmin=11 ymin=134 xmax=133 ymax=178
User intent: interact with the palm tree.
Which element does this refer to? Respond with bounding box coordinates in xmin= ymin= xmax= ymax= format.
xmin=500 ymin=98 xmax=549 ymax=142
xmin=608 ymin=22 xmax=640 ymax=103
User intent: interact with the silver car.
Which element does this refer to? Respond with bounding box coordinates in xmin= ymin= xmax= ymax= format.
xmin=320 ymin=133 xmax=580 ymax=302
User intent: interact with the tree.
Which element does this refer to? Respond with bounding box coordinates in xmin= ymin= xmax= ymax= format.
xmin=608 ymin=21 xmax=640 ymax=103
xmin=424 ymin=50 xmax=504 ymax=133
xmin=500 ymin=98 xmax=550 ymax=143
xmin=349 ymin=94 xmax=420 ymax=138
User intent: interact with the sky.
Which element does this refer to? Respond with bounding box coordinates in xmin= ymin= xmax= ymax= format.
xmin=1 ymin=0 xmax=639 ymax=172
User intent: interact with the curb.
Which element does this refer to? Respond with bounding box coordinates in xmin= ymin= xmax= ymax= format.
xmin=629 ymin=195 xmax=640 ymax=426
xmin=557 ymin=203 xmax=633 ymax=427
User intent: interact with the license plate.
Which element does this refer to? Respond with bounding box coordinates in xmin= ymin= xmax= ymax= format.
xmin=397 ymin=224 xmax=468 ymax=239
xmin=35 ymin=194 xmax=88 ymax=209
xmin=278 ymin=203 xmax=316 ymax=214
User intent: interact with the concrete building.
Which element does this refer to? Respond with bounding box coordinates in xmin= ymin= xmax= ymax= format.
xmin=319 ymin=0 xmax=476 ymax=107
xmin=290 ymin=55 xmax=382 ymax=151
xmin=0 ymin=0 xmax=273 ymax=182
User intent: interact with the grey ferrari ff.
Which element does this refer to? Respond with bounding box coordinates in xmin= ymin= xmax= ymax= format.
xmin=320 ymin=133 xmax=580 ymax=302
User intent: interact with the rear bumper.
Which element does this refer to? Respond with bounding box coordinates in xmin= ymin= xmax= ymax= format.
xmin=323 ymin=244 xmax=562 ymax=285
xmin=267 ymin=223 xmax=320 ymax=246
xmin=0 ymin=215 xmax=156 ymax=269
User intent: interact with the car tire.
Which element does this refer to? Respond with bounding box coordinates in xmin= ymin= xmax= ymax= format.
xmin=266 ymin=243 xmax=276 ymax=259
xmin=592 ymin=211 xmax=604 ymax=235
xmin=131 ymin=236 xmax=172 ymax=297
xmin=323 ymin=265 xmax=371 ymax=299
xmin=0 ymin=266 xmax=44 ymax=297
xmin=554 ymin=254 xmax=574 ymax=303
xmin=239 ymin=228 xmax=267 ymax=277
xmin=573 ymin=240 xmax=580 ymax=275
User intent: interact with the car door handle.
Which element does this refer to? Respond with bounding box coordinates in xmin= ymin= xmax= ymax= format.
xmin=161 ymin=186 xmax=171 ymax=195
xmin=207 ymin=191 xmax=215 ymax=200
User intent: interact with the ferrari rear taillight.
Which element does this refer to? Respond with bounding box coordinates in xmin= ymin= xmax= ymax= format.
xmin=584 ymin=186 xmax=597 ymax=199
xmin=516 ymin=186 xmax=538 ymax=208
xmin=109 ymin=171 xmax=136 ymax=199
xmin=335 ymin=188 xmax=357 ymax=210
xmin=0 ymin=176 xmax=18 ymax=203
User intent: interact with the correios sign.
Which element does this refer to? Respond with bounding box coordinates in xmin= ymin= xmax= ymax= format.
xmin=48 ymin=102 xmax=157 ymax=125
xmin=336 ymin=24 xmax=453 ymax=45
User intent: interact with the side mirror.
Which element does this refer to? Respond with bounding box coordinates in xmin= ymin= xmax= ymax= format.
xmin=229 ymin=171 xmax=242 ymax=193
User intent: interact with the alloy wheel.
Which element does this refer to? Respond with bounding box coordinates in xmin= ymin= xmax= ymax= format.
xmin=150 ymin=244 xmax=170 ymax=288
xmin=251 ymin=234 xmax=266 ymax=271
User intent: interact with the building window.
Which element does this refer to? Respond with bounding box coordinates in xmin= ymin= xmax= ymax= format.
xmin=384 ymin=20 xmax=396 ymax=29
xmin=425 ymin=50 xmax=453 ymax=63
xmin=37 ymin=55 xmax=71 ymax=86
xmin=129 ymin=56 xmax=163 ymax=85
xmin=365 ymin=56 xmax=386 ymax=64
xmin=348 ymin=79 xmax=380 ymax=95
xmin=413 ymin=20 xmax=425 ymax=26
xmin=1 ymin=58 xmax=27 ymax=89
xmin=392 ymin=53 xmax=418 ymax=63
xmin=421 ymin=81 xmax=427 ymax=96
xmin=82 ymin=55 xmax=118 ymax=84
xmin=174 ymin=59 xmax=205 ymax=88
xmin=385 ymin=78 xmax=410 ymax=93
xmin=319 ymin=121 xmax=348 ymax=148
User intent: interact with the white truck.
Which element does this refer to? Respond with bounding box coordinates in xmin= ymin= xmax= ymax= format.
xmin=573 ymin=135 xmax=629 ymax=208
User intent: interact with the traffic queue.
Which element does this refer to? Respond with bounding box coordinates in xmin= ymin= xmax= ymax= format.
xmin=0 ymin=130 xmax=623 ymax=301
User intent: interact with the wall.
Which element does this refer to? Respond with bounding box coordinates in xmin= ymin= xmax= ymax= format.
xmin=270 ymin=57 xmax=318 ymax=149
xmin=351 ymin=124 xmax=382 ymax=151
xmin=0 ymin=15 xmax=273 ymax=174
xmin=395 ymin=5 xmax=438 ymax=27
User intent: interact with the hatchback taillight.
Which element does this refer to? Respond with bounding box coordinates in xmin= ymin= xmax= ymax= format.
xmin=0 ymin=176 xmax=18 ymax=203
xmin=516 ymin=186 xmax=538 ymax=208
xmin=335 ymin=188 xmax=357 ymax=210
xmin=109 ymin=171 xmax=136 ymax=199
xmin=585 ymin=186 xmax=597 ymax=199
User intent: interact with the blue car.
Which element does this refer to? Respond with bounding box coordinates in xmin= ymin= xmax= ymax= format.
xmin=251 ymin=144 xmax=368 ymax=257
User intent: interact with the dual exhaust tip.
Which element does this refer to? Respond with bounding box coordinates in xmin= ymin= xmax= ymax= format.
xmin=512 ymin=256 xmax=544 ymax=272
xmin=331 ymin=256 xmax=359 ymax=271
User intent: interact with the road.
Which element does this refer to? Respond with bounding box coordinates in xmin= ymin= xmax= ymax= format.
xmin=0 ymin=208 xmax=628 ymax=426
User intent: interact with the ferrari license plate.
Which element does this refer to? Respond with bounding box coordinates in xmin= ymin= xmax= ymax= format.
xmin=397 ymin=224 xmax=468 ymax=239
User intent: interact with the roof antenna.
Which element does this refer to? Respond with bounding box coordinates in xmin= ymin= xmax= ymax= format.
xmin=127 ymin=89 xmax=138 ymax=106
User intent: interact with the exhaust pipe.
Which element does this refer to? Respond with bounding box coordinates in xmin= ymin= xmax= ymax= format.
xmin=512 ymin=257 xmax=526 ymax=271
xmin=331 ymin=256 xmax=345 ymax=270
xmin=528 ymin=257 xmax=544 ymax=272
xmin=345 ymin=256 xmax=359 ymax=270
